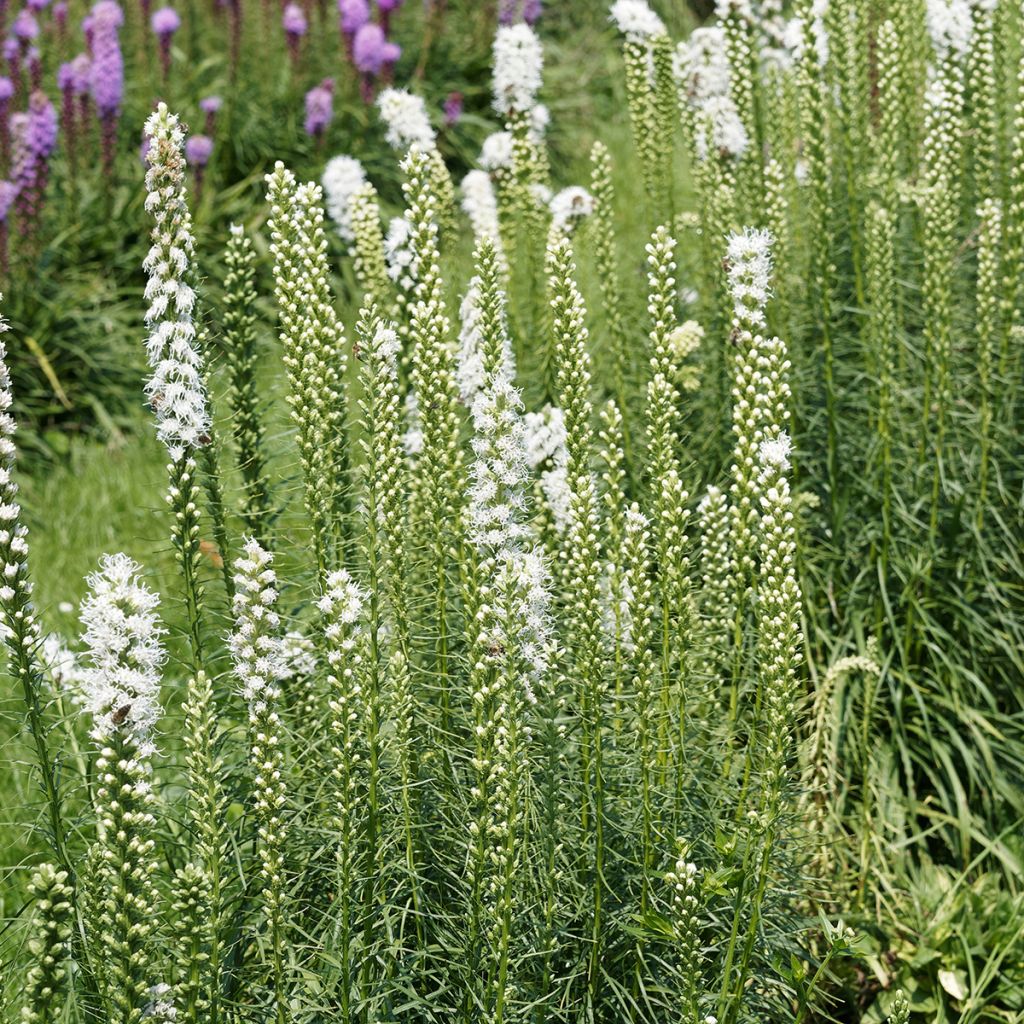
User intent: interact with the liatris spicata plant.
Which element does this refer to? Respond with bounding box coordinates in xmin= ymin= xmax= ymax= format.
xmin=150 ymin=6 xmax=180 ymax=79
xmin=19 ymin=864 xmax=74 ymax=1024
xmin=304 ymin=77 xmax=333 ymax=144
xmin=338 ymin=0 xmax=369 ymax=55
xmin=199 ymin=93 xmax=221 ymax=135
xmin=352 ymin=22 xmax=400 ymax=100
xmin=322 ymin=152 xmax=366 ymax=244
xmin=11 ymin=90 xmax=56 ymax=237
xmin=78 ymin=551 xmax=167 ymax=1024
xmin=88 ymin=0 xmax=123 ymax=179
xmin=282 ymin=2 xmax=307 ymax=67
xmin=184 ymin=132 xmax=213 ymax=199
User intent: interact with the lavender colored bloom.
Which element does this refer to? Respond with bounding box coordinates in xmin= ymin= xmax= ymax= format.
xmin=352 ymin=22 xmax=399 ymax=75
xmin=3 ymin=39 xmax=18 ymax=62
xmin=57 ymin=62 xmax=74 ymax=90
xmin=90 ymin=1 xmax=124 ymax=117
xmin=53 ymin=1 xmax=68 ymax=26
xmin=0 ymin=78 xmax=13 ymax=102
xmin=27 ymin=0 xmax=50 ymax=11
xmin=304 ymin=77 xmax=333 ymax=138
xmin=338 ymin=0 xmax=369 ymax=34
xmin=200 ymin=94 xmax=221 ymax=134
xmin=69 ymin=53 xmax=90 ymax=93
xmin=443 ymin=90 xmax=462 ymax=127
xmin=184 ymin=132 xmax=212 ymax=167
xmin=12 ymin=90 xmax=57 ymax=229
xmin=13 ymin=9 xmax=40 ymax=41
xmin=377 ymin=0 xmax=402 ymax=10
xmin=0 ymin=180 xmax=16 ymax=221
xmin=150 ymin=5 xmax=179 ymax=36
xmin=27 ymin=46 xmax=41 ymax=88
xmin=282 ymin=2 xmax=306 ymax=35
xmin=523 ymin=0 xmax=541 ymax=22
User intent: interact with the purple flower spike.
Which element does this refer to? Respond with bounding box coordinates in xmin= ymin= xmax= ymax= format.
xmin=200 ymin=93 xmax=221 ymax=134
xmin=57 ymin=61 xmax=78 ymax=170
xmin=89 ymin=1 xmax=124 ymax=180
xmin=13 ymin=9 xmax=40 ymax=42
xmin=27 ymin=45 xmax=42 ymax=89
xmin=304 ymin=77 xmax=333 ymax=141
xmin=150 ymin=6 xmax=179 ymax=36
xmin=353 ymin=22 xmax=398 ymax=75
xmin=185 ymin=132 xmax=213 ymax=202
xmin=376 ymin=0 xmax=401 ymax=34
xmin=69 ymin=53 xmax=90 ymax=93
xmin=151 ymin=6 xmax=179 ymax=77
xmin=522 ymin=0 xmax=541 ymax=23
xmin=12 ymin=90 xmax=57 ymax=234
xmin=0 ymin=78 xmax=13 ymax=101
xmin=27 ymin=0 xmax=50 ymax=11
xmin=53 ymin=0 xmax=68 ymax=33
xmin=0 ymin=180 xmax=16 ymax=275
xmin=443 ymin=90 xmax=462 ymax=127
xmin=338 ymin=0 xmax=368 ymax=35
xmin=185 ymin=132 xmax=212 ymax=167
xmin=282 ymin=1 xmax=306 ymax=64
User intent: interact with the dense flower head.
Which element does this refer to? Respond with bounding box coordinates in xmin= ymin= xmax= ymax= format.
xmin=377 ymin=88 xmax=434 ymax=150
xmin=13 ymin=9 xmax=40 ymax=41
xmin=758 ymin=430 xmax=792 ymax=470
xmin=229 ymin=538 xmax=283 ymax=707
xmin=925 ymin=0 xmax=973 ymax=60
xmin=0 ymin=181 xmax=17 ymax=221
xmin=384 ymin=214 xmax=415 ymax=290
xmin=550 ymin=186 xmax=595 ymax=234
xmin=184 ymin=132 xmax=213 ymax=166
xmin=142 ymin=104 xmax=209 ymax=460
xmin=322 ymin=154 xmax=366 ymax=241
xmin=199 ymin=94 xmax=222 ymax=115
xmin=378 ymin=0 xmax=403 ymax=10
xmin=78 ymin=552 xmax=166 ymax=749
xmin=696 ymin=94 xmax=749 ymax=160
xmin=675 ymin=27 xmax=730 ymax=104
xmin=338 ymin=0 xmax=370 ymax=34
xmin=304 ymin=78 xmax=334 ymax=137
xmin=726 ymin=227 xmax=774 ymax=325
xmin=282 ymin=1 xmax=307 ymax=35
xmin=443 ymin=90 xmax=463 ymax=127
xmin=0 ymin=78 xmax=13 ymax=103
xmin=492 ymin=22 xmax=543 ymax=114
xmin=479 ymin=130 xmax=514 ymax=170
xmin=68 ymin=53 xmax=90 ymax=93
xmin=15 ymin=90 xmax=58 ymax=159
xmin=89 ymin=0 xmax=124 ymax=116
xmin=461 ymin=169 xmax=502 ymax=250
xmin=57 ymin=61 xmax=75 ymax=91
xmin=609 ymin=0 xmax=665 ymax=39
xmin=150 ymin=5 xmax=179 ymax=36
xmin=353 ymin=21 xmax=399 ymax=74
xmin=318 ymin=568 xmax=367 ymax=635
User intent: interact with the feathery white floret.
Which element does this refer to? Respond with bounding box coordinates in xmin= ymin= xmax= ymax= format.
xmin=322 ymin=155 xmax=367 ymax=243
xmin=377 ymin=88 xmax=436 ymax=151
xmin=461 ymin=170 xmax=504 ymax=253
xmin=142 ymin=103 xmax=210 ymax=461
xmin=726 ymin=227 xmax=774 ymax=325
xmin=549 ymin=186 xmax=595 ymax=234
xmin=229 ymin=538 xmax=283 ymax=708
xmin=384 ymin=215 xmax=416 ymax=292
xmin=609 ymin=0 xmax=666 ymax=39
xmin=78 ymin=553 xmax=166 ymax=749
xmin=758 ymin=431 xmax=793 ymax=470
xmin=925 ymin=0 xmax=973 ymax=61
xmin=493 ymin=23 xmax=544 ymax=114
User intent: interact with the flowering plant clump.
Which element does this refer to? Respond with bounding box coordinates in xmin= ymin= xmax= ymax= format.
xmin=4 ymin=2 xmax=1024 ymax=1024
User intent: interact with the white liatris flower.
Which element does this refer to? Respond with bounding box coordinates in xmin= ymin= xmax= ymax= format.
xmin=695 ymin=94 xmax=750 ymax=160
xmin=549 ymin=186 xmax=595 ymax=235
xmin=229 ymin=538 xmax=283 ymax=708
xmin=321 ymin=154 xmax=367 ymax=243
xmin=674 ymin=27 xmax=730 ymax=104
xmin=726 ymin=227 xmax=774 ymax=326
xmin=500 ymin=546 xmax=553 ymax=687
xmin=492 ymin=22 xmax=544 ymax=114
xmin=78 ymin=553 xmax=166 ymax=751
xmin=277 ymin=631 xmax=317 ymax=680
xmin=480 ymin=130 xmax=515 ymax=171
xmin=384 ymin=215 xmax=416 ymax=292
xmin=758 ymin=430 xmax=793 ymax=471
xmin=457 ymin=280 xmax=487 ymax=403
xmin=925 ymin=0 xmax=973 ymax=61
xmin=403 ymin=389 xmax=424 ymax=456
xmin=609 ymin=0 xmax=666 ymax=39
xmin=319 ymin=568 xmax=368 ymax=641
xmin=142 ymin=103 xmax=210 ymax=462
xmin=461 ymin=170 xmax=504 ymax=253
xmin=524 ymin=404 xmax=567 ymax=469
xmin=377 ymin=88 xmax=436 ymax=152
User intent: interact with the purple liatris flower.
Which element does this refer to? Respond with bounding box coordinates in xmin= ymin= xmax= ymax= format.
xmin=499 ymin=0 xmax=539 ymax=25
xmin=27 ymin=46 xmax=41 ymax=89
xmin=151 ymin=6 xmax=179 ymax=78
xmin=0 ymin=78 xmax=12 ymax=167
xmin=443 ymin=90 xmax=462 ymax=127
xmin=304 ymin=77 xmax=333 ymax=141
xmin=27 ymin=0 xmax=49 ymax=11
xmin=352 ymin=21 xmax=399 ymax=75
xmin=13 ymin=9 xmax=40 ymax=45
xmin=11 ymin=89 xmax=57 ymax=232
xmin=338 ymin=0 xmax=368 ymax=39
xmin=199 ymin=94 xmax=221 ymax=134
xmin=53 ymin=1 xmax=68 ymax=37
xmin=57 ymin=61 xmax=78 ymax=169
xmin=282 ymin=2 xmax=306 ymax=64
xmin=89 ymin=0 xmax=123 ymax=177
xmin=184 ymin=131 xmax=212 ymax=201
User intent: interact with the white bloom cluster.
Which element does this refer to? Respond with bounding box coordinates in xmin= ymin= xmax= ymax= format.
xmin=780 ymin=3 xmax=829 ymax=69
xmin=726 ymin=227 xmax=774 ymax=326
xmin=461 ymin=170 xmax=504 ymax=253
xmin=0 ymin=339 xmax=31 ymax=616
xmin=925 ymin=0 xmax=973 ymax=61
xmin=377 ymin=88 xmax=436 ymax=152
xmin=523 ymin=404 xmax=572 ymax=534
xmin=467 ymin=376 xmax=532 ymax=553
xmin=142 ymin=104 xmax=210 ymax=462
xmin=480 ymin=131 xmax=514 ymax=172
xmin=758 ymin=430 xmax=792 ymax=470
xmin=404 ymin=389 xmax=424 ymax=456
xmin=497 ymin=546 xmax=552 ymax=688
xmin=549 ymin=186 xmax=595 ymax=235
xmin=229 ymin=539 xmax=283 ymax=708
xmin=277 ymin=630 xmax=317 ymax=681
xmin=609 ymin=0 xmax=665 ymax=39
xmin=457 ymin=278 xmax=514 ymax=404
xmin=673 ymin=27 xmax=749 ymax=160
xmin=78 ymin=553 xmax=166 ymax=750
xmin=384 ymin=215 xmax=416 ymax=292
xmin=321 ymin=155 xmax=367 ymax=243
xmin=318 ymin=568 xmax=367 ymax=642
xmin=492 ymin=23 xmax=544 ymax=114
xmin=143 ymin=983 xmax=178 ymax=1024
